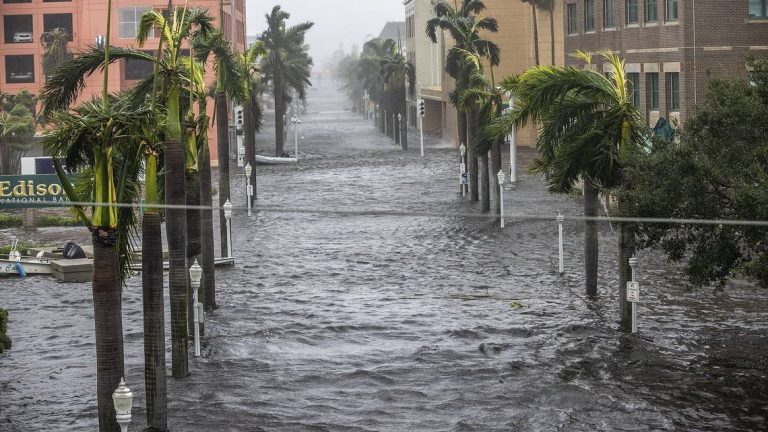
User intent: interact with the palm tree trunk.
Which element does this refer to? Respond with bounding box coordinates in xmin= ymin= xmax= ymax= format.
xmin=549 ymin=10 xmax=556 ymax=65
xmin=200 ymin=144 xmax=217 ymax=311
xmin=618 ymin=197 xmax=635 ymax=331
xmin=466 ymin=108 xmax=479 ymax=202
xmin=274 ymin=73 xmax=285 ymax=156
xmin=243 ymin=98 xmax=257 ymax=204
xmin=531 ymin=5 xmax=540 ymax=66
xmin=491 ymin=137 xmax=502 ymax=217
xmin=92 ymin=234 xmax=125 ymax=432
xmin=480 ymin=151 xmax=490 ymax=213
xmin=215 ymin=91 xmax=231 ymax=257
xmin=141 ymin=210 xmax=167 ymax=431
xmin=185 ymin=170 xmax=202 ymax=336
xmin=584 ymin=178 xmax=599 ymax=296
xmin=166 ymin=136 xmax=189 ymax=378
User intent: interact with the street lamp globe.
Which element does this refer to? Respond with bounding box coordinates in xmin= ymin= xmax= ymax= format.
xmin=459 ymin=143 xmax=466 ymax=157
xmin=244 ymin=162 xmax=252 ymax=178
xmin=189 ymin=259 xmax=202 ymax=286
xmin=497 ymin=169 xmax=505 ymax=185
xmin=112 ymin=378 xmax=133 ymax=432
xmin=223 ymin=199 xmax=233 ymax=219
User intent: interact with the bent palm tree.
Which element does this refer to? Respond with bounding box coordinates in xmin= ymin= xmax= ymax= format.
xmin=237 ymin=40 xmax=268 ymax=204
xmin=427 ymin=0 xmax=500 ymax=202
xmin=496 ymin=51 xmax=645 ymax=328
xmin=380 ymin=49 xmax=416 ymax=150
xmin=40 ymin=27 xmax=73 ymax=79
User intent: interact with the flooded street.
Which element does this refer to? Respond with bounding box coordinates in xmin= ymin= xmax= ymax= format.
xmin=1 ymin=80 xmax=767 ymax=431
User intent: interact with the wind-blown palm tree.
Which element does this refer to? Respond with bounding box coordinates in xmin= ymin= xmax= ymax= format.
xmin=520 ymin=0 xmax=555 ymax=66
xmin=496 ymin=51 xmax=645 ymax=329
xmin=237 ymin=40 xmax=268 ymax=204
xmin=40 ymin=27 xmax=73 ymax=79
xmin=260 ymin=5 xmax=314 ymax=156
xmin=380 ymin=49 xmax=415 ymax=150
xmin=359 ymin=38 xmax=395 ymax=133
xmin=426 ymin=0 xmax=500 ymax=202
xmin=0 ymin=103 xmax=35 ymax=174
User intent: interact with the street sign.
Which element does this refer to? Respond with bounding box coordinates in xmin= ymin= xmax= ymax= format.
xmin=626 ymin=281 xmax=640 ymax=302
xmin=461 ymin=173 xmax=468 ymax=185
xmin=0 ymin=174 xmax=77 ymax=209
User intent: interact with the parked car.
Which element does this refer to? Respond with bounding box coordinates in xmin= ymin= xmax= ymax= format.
xmin=9 ymin=71 xmax=33 ymax=81
xmin=12 ymin=32 xmax=32 ymax=43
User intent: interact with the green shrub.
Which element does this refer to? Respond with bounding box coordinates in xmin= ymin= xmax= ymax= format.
xmin=0 ymin=214 xmax=22 ymax=229
xmin=0 ymin=308 xmax=10 ymax=353
xmin=37 ymin=215 xmax=81 ymax=227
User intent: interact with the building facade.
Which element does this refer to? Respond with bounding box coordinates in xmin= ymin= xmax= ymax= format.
xmin=563 ymin=0 xmax=768 ymax=127
xmin=0 ymin=0 xmax=246 ymax=163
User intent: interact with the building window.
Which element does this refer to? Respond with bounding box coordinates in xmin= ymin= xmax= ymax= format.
xmin=627 ymin=72 xmax=640 ymax=107
xmin=584 ymin=0 xmax=595 ymax=31
xmin=666 ymin=72 xmax=680 ymax=111
xmin=645 ymin=0 xmax=658 ymax=22
xmin=43 ymin=0 xmax=72 ymax=3
xmin=3 ymin=15 xmax=34 ymax=44
xmin=647 ymin=72 xmax=659 ymax=110
xmin=604 ymin=0 xmax=615 ymax=27
xmin=43 ymin=14 xmax=74 ymax=41
xmin=626 ymin=0 xmax=639 ymax=23
xmin=5 ymin=55 xmax=35 ymax=84
xmin=124 ymin=51 xmax=154 ymax=81
xmin=567 ymin=3 xmax=578 ymax=34
xmin=666 ymin=0 xmax=678 ymax=20
xmin=119 ymin=7 xmax=152 ymax=39
xmin=750 ymin=0 xmax=768 ymax=17
xmin=3 ymin=0 xmax=31 ymax=3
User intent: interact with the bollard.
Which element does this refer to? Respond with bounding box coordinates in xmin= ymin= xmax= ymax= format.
xmin=557 ymin=213 xmax=564 ymax=274
xmin=223 ymin=199 xmax=233 ymax=258
xmin=628 ymin=256 xmax=639 ymax=333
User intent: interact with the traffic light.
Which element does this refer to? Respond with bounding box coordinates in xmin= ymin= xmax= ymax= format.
xmin=418 ymin=99 xmax=425 ymax=117
xmin=235 ymin=108 xmax=244 ymax=129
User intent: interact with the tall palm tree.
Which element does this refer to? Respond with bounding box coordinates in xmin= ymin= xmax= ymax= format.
xmin=496 ymin=51 xmax=645 ymax=329
xmin=40 ymin=27 xmax=72 ymax=79
xmin=359 ymin=38 xmax=395 ymax=134
xmin=260 ymin=5 xmax=313 ymax=156
xmin=0 ymin=103 xmax=35 ymax=174
xmin=426 ymin=0 xmax=500 ymax=202
xmin=520 ymin=0 xmax=555 ymax=66
xmin=237 ymin=40 xmax=268 ymax=204
xmin=381 ymin=49 xmax=416 ymax=150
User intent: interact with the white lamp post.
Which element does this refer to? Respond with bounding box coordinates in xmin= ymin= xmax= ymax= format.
xmin=459 ymin=143 xmax=467 ymax=197
xmin=497 ymin=170 xmax=505 ymax=228
xmin=189 ymin=259 xmax=203 ymax=357
xmin=223 ymin=199 xmax=233 ymax=258
xmin=112 ymin=378 xmax=133 ymax=432
xmin=509 ymin=97 xmax=517 ymax=184
xmin=244 ymin=163 xmax=253 ymax=216
xmin=556 ymin=213 xmax=565 ymax=275
xmin=397 ymin=113 xmax=403 ymax=148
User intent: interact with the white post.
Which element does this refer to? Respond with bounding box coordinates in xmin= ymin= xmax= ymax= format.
xmin=497 ymin=170 xmax=505 ymax=228
xmin=245 ymin=164 xmax=252 ymax=217
xmin=509 ymin=97 xmax=517 ymax=183
xmin=397 ymin=113 xmax=402 ymax=146
xmin=629 ymin=256 xmax=638 ymax=334
xmin=192 ymin=284 xmax=200 ymax=357
xmin=223 ymin=199 xmax=233 ymax=258
xmin=294 ymin=119 xmax=299 ymax=160
xmin=557 ymin=213 xmax=564 ymax=274
xmin=419 ymin=116 xmax=424 ymax=157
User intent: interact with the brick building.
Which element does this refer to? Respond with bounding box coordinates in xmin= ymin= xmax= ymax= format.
xmin=0 ymin=0 xmax=246 ymax=163
xmin=563 ymin=0 xmax=768 ymax=127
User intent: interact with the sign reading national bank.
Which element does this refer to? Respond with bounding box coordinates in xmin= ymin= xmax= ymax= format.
xmin=0 ymin=174 xmax=75 ymax=209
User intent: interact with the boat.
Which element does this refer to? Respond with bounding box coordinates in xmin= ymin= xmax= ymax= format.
xmin=1 ymin=241 xmax=52 ymax=276
xmin=254 ymin=154 xmax=297 ymax=165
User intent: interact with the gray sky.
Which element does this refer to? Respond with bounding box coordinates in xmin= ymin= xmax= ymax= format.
xmin=246 ymin=0 xmax=404 ymax=68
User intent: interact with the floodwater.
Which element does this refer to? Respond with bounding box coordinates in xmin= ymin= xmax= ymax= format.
xmin=1 ymin=79 xmax=767 ymax=432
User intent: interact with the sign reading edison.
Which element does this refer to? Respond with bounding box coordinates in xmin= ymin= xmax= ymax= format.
xmin=0 ymin=175 xmax=72 ymax=209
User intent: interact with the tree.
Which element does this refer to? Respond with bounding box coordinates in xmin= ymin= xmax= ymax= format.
xmin=426 ymin=0 xmax=500 ymax=202
xmin=0 ymin=102 xmax=35 ymax=175
xmin=260 ymin=5 xmax=314 ymax=156
xmin=496 ymin=51 xmax=645 ymax=330
xmin=621 ymin=58 xmax=768 ymax=289
xmin=41 ymin=27 xmax=73 ymax=79
xmin=381 ymin=48 xmax=415 ymax=149
xmin=520 ymin=0 xmax=555 ymax=66
xmin=237 ymin=40 xmax=268 ymax=205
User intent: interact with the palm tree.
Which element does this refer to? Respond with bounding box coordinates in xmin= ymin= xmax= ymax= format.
xmin=496 ymin=51 xmax=645 ymax=329
xmin=0 ymin=103 xmax=35 ymax=174
xmin=260 ymin=5 xmax=314 ymax=156
xmin=520 ymin=0 xmax=555 ymax=66
xmin=380 ymin=49 xmax=416 ymax=150
xmin=426 ymin=0 xmax=500 ymax=202
xmin=359 ymin=38 xmax=395 ymax=134
xmin=40 ymin=27 xmax=72 ymax=79
xmin=237 ymin=40 xmax=268 ymax=204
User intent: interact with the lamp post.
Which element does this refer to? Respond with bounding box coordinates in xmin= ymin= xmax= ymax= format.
xmin=629 ymin=256 xmax=639 ymax=333
xmin=189 ymin=259 xmax=203 ymax=357
xmin=556 ymin=213 xmax=565 ymax=275
xmin=244 ymin=163 xmax=252 ymax=216
xmin=290 ymin=116 xmax=301 ymax=160
xmin=497 ymin=170 xmax=505 ymax=228
xmin=397 ymin=113 xmax=403 ymax=148
xmin=112 ymin=378 xmax=133 ymax=432
xmin=459 ymin=143 xmax=467 ymax=197
xmin=223 ymin=199 xmax=233 ymax=258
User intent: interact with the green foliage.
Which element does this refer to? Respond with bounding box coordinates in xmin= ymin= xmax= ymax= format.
xmin=0 ymin=97 xmax=37 ymax=174
xmin=621 ymin=62 xmax=768 ymax=288
xmin=41 ymin=27 xmax=73 ymax=79
xmin=0 ymin=308 xmax=9 ymax=353
xmin=0 ymin=242 xmax=42 ymax=256
xmin=0 ymin=213 xmax=22 ymax=228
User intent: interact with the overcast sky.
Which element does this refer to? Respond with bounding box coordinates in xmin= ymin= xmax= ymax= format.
xmin=246 ymin=0 xmax=404 ymax=67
